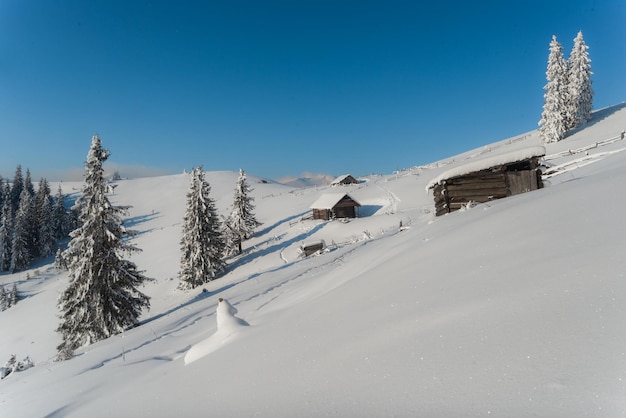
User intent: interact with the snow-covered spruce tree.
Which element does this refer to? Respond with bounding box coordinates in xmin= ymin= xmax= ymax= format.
xmin=0 ymin=287 xmax=7 ymax=311
xmin=37 ymin=193 xmax=56 ymax=258
xmin=23 ymin=169 xmax=35 ymax=198
xmin=565 ymin=31 xmax=593 ymax=130
xmin=224 ymin=168 xmax=261 ymax=255
xmin=9 ymin=165 xmax=24 ymax=212
xmin=52 ymin=185 xmax=70 ymax=240
xmin=10 ymin=189 xmax=33 ymax=272
xmin=539 ymin=35 xmax=569 ymax=143
xmin=178 ymin=166 xmax=226 ymax=290
xmin=9 ymin=283 xmax=18 ymax=307
xmin=56 ymin=135 xmax=150 ymax=360
xmin=0 ymin=197 xmax=14 ymax=272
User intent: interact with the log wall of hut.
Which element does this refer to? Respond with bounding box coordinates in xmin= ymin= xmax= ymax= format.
xmin=312 ymin=208 xmax=332 ymax=220
xmin=311 ymin=196 xmax=360 ymax=220
xmin=433 ymin=157 xmax=542 ymax=217
xmin=334 ymin=205 xmax=356 ymax=218
xmin=332 ymin=196 xmax=360 ymax=218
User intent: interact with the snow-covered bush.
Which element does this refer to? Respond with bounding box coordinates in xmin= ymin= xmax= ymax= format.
xmin=0 ymin=355 xmax=34 ymax=380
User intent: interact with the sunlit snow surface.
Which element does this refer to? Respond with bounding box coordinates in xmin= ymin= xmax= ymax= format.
xmin=1 ymin=105 xmax=626 ymax=417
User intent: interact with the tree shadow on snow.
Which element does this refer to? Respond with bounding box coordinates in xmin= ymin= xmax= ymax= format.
xmin=124 ymin=211 xmax=160 ymax=230
xmin=227 ymin=222 xmax=326 ymax=272
xmin=253 ymin=211 xmax=309 ymax=237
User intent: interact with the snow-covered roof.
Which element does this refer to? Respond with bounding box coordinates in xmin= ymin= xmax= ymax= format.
xmin=331 ymin=174 xmax=357 ymax=185
xmin=426 ymin=146 xmax=546 ymax=190
xmin=301 ymin=240 xmax=325 ymax=248
xmin=309 ymin=193 xmax=359 ymax=209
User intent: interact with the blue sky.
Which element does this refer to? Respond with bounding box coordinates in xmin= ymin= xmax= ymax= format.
xmin=1 ymin=1 xmax=625 ymax=181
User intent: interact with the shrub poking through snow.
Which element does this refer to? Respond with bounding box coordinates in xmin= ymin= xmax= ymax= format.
xmin=1 ymin=355 xmax=34 ymax=379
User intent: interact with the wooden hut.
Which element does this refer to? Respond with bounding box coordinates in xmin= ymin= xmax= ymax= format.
xmin=427 ymin=146 xmax=545 ymax=217
xmin=309 ymin=193 xmax=361 ymax=220
xmin=299 ymin=240 xmax=325 ymax=257
xmin=330 ymin=174 xmax=359 ymax=186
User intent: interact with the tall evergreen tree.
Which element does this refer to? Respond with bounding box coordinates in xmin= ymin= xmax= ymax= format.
xmin=178 ymin=166 xmax=226 ymax=289
xmin=566 ymin=31 xmax=593 ymax=130
xmin=1 ymin=180 xmax=10 ymax=210
xmin=8 ymin=283 xmax=18 ymax=307
xmin=0 ymin=287 xmax=7 ymax=311
xmin=35 ymin=178 xmax=51 ymax=214
xmin=23 ymin=169 xmax=35 ymax=198
xmin=56 ymin=135 xmax=151 ymax=360
xmin=10 ymin=189 xmax=33 ymax=272
xmin=0 ymin=192 xmax=13 ymax=272
xmin=33 ymin=179 xmax=55 ymax=257
xmin=37 ymin=193 xmax=56 ymax=258
xmin=10 ymin=165 xmax=23 ymax=212
xmin=539 ymin=35 xmax=569 ymax=143
xmin=52 ymin=185 xmax=70 ymax=240
xmin=225 ymin=169 xmax=261 ymax=255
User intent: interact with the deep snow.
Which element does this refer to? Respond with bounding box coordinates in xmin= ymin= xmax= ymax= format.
xmin=1 ymin=104 xmax=626 ymax=417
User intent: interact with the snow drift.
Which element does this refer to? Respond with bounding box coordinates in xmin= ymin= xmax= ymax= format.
xmin=184 ymin=297 xmax=249 ymax=364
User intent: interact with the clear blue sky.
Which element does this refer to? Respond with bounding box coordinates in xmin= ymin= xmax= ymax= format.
xmin=1 ymin=1 xmax=625 ymax=181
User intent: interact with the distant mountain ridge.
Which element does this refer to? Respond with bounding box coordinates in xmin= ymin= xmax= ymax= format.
xmin=275 ymin=172 xmax=335 ymax=188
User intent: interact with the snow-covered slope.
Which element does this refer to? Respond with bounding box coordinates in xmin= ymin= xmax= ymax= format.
xmin=1 ymin=104 xmax=626 ymax=417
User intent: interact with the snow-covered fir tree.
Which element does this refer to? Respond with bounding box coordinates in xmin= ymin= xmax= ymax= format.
xmin=37 ymin=193 xmax=56 ymax=258
xmin=52 ymin=185 xmax=70 ymax=240
xmin=178 ymin=166 xmax=226 ymax=289
xmin=8 ymin=283 xmax=18 ymax=307
xmin=0 ymin=287 xmax=7 ymax=311
xmin=539 ymin=35 xmax=569 ymax=143
xmin=23 ymin=168 xmax=35 ymax=198
xmin=0 ymin=195 xmax=14 ymax=272
xmin=10 ymin=189 xmax=33 ymax=272
xmin=565 ymin=31 xmax=593 ymax=130
xmin=56 ymin=135 xmax=151 ymax=360
xmin=9 ymin=165 xmax=23 ymax=212
xmin=224 ymin=168 xmax=261 ymax=255
xmin=54 ymin=247 xmax=67 ymax=270
xmin=0 ymin=284 xmax=18 ymax=311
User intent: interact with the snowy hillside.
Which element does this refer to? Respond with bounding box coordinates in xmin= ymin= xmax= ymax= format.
xmin=1 ymin=104 xmax=626 ymax=417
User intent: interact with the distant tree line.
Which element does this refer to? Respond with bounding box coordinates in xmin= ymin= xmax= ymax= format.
xmin=539 ymin=31 xmax=593 ymax=143
xmin=0 ymin=165 xmax=73 ymax=273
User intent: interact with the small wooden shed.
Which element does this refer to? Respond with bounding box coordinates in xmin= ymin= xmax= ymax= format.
xmin=427 ymin=146 xmax=545 ymax=217
xmin=299 ymin=240 xmax=326 ymax=257
xmin=330 ymin=174 xmax=359 ymax=186
xmin=309 ymin=193 xmax=361 ymax=220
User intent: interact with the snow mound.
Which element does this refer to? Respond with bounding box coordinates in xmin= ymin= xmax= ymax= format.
xmin=184 ymin=298 xmax=249 ymax=365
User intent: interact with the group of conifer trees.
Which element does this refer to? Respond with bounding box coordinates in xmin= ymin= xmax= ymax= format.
xmin=55 ymin=135 xmax=261 ymax=360
xmin=0 ymin=165 xmax=72 ymax=273
xmin=177 ymin=166 xmax=261 ymax=290
xmin=539 ymin=31 xmax=593 ymax=143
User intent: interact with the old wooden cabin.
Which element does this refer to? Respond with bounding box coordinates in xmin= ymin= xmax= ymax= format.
xmin=309 ymin=193 xmax=361 ymax=220
xmin=299 ymin=240 xmax=326 ymax=257
xmin=427 ymin=146 xmax=545 ymax=217
xmin=330 ymin=174 xmax=359 ymax=186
